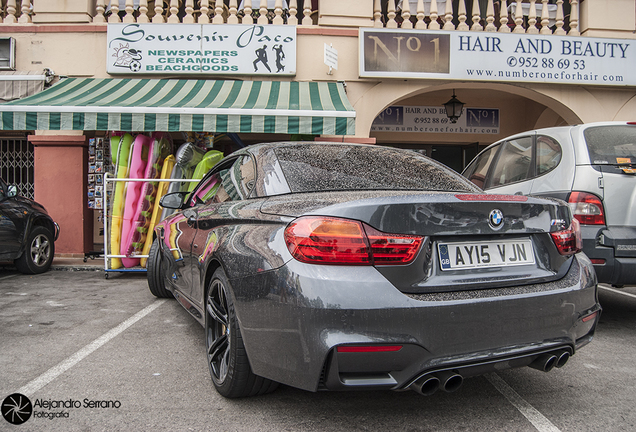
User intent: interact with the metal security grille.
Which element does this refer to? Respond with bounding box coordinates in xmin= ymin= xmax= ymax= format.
xmin=0 ymin=136 xmax=34 ymax=199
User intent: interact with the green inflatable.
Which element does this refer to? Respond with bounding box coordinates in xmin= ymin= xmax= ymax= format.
xmin=187 ymin=150 xmax=224 ymax=192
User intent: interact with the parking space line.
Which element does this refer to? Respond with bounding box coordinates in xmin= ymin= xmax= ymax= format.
xmin=599 ymin=285 xmax=636 ymax=299
xmin=485 ymin=373 xmax=561 ymax=432
xmin=17 ymin=299 xmax=167 ymax=397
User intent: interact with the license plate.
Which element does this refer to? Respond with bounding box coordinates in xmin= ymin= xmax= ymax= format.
xmin=438 ymin=239 xmax=535 ymax=271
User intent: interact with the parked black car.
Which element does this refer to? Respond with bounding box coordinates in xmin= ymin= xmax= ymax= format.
xmin=147 ymin=142 xmax=600 ymax=398
xmin=0 ymin=178 xmax=59 ymax=274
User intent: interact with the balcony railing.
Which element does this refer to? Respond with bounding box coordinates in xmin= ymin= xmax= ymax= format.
xmin=1 ymin=1 xmax=580 ymax=36
xmin=375 ymin=0 xmax=579 ymax=36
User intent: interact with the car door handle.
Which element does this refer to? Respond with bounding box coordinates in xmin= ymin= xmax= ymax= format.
xmin=187 ymin=216 xmax=196 ymax=227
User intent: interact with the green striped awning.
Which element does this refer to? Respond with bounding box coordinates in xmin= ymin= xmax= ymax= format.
xmin=0 ymin=78 xmax=356 ymax=135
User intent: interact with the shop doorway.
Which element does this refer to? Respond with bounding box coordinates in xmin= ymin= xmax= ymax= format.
xmin=0 ymin=135 xmax=33 ymax=198
xmin=430 ymin=143 xmax=481 ymax=173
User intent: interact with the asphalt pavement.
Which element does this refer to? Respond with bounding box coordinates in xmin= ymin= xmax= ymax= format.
xmin=0 ymin=266 xmax=635 ymax=432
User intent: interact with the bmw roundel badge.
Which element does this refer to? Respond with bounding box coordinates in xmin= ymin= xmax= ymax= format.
xmin=489 ymin=209 xmax=504 ymax=230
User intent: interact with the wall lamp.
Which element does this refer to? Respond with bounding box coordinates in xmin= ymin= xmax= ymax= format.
xmin=443 ymin=91 xmax=465 ymax=123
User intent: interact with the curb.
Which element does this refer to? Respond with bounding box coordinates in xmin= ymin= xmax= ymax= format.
xmin=50 ymin=265 xmax=104 ymax=272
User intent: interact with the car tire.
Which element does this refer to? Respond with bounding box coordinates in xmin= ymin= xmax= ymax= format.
xmin=147 ymin=238 xmax=173 ymax=298
xmin=14 ymin=226 xmax=55 ymax=274
xmin=206 ymin=268 xmax=278 ymax=398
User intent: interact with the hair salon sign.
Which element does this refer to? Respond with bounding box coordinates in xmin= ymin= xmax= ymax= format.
xmin=107 ymin=24 xmax=296 ymax=76
xmin=360 ymin=28 xmax=635 ymax=86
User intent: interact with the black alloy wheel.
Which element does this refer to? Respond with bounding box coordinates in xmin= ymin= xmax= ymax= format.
xmin=207 ymin=276 xmax=231 ymax=385
xmin=15 ymin=226 xmax=54 ymax=274
xmin=205 ymin=268 xmax=278 ymax=398
xmin=147 ymin=238 xmax=172 ymax=298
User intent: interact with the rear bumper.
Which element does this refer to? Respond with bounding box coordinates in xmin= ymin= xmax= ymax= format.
xmin=581 ymin=225 xmax=636 ymax=285
xmin=323 ymin=344 xmax=582 ymax=392
xmin=231 ymin=253 xmax=600 ymax=392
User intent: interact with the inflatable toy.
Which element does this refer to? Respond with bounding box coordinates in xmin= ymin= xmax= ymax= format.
xmin=139 ymin=153 xmax=175 ymax=268
xmin=110 ymin=133 xmax=122 ymax=165
xmin=160 ymin=142 xmax=206 ymax=221
xmin=120 ymin=134 xmax=152 ymax=268
xmin=108 ymin=133 xmax=134 ymax=270
xmin=187 ymin=150 xmax=223 ymax=192
xmin=124 ymin=133 xmax=173 ymax=265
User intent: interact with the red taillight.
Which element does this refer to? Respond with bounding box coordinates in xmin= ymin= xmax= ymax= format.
xmin=568 ymin=192 xmax=605 ymax=225
xmin=284 ymin=216 xmax=423 ymax=266
xmin=364 ymin=224 xmax=423 ymax=265
xmin=336 ymin=345 xmax=403 ymax=353
xmin=285 ymin=217 xmax=370 ymax=265
xmin=550 ymin=218 xmax=582 ymax=255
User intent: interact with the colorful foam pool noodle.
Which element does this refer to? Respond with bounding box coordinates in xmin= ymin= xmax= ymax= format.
xmin=187 ymin=150 xmax=224 ymax=192
xmin=139 ymin=154 xmax=176 ymax=268
xmin=160 ymin=142 xmax=206 ymax=221
xmin=120 ymin=135 xmax=152 ymax=268
xmin=124 ymin=133 xmax=173 ymax=263
xmin=110 ymin=133 xmax=121 ymax=164
xmin=109 ymin=133 xmax=134 ymax=270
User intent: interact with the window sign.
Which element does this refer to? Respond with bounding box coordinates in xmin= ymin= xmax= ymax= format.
xmin=371 ymin=106 xmax=500 ymax=135
xmin=360 ymin=28 xmax=635 ymax=86
xmin=107 ymin=24 xmax=296 ymax=76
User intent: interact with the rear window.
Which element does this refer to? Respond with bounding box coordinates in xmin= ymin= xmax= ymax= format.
xmin=273 ymin=145 xmax=479 ymax=193
xmin=584 ymin=125 xmax=636 ymax=165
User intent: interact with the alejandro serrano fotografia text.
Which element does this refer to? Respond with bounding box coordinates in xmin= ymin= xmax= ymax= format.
xmin=34 ymin=398 xmax=121 ymax=409
xmin=29 ymin=398 xmax=121 ymax=420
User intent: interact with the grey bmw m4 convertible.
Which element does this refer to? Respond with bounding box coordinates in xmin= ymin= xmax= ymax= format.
xmin=147 ymin=142 xmax=600 ymax=398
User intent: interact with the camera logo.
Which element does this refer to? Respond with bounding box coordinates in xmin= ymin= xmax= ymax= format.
xmin=2 ymin=393 xmax=33 ymax=425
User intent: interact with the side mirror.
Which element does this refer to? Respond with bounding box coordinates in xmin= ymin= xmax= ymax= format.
xmin=160 ymin=191 xmax=187 ymax=209
xmin=7 ymin=185 xmax=17 ymax=198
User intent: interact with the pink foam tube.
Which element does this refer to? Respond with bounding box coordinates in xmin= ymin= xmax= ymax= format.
xmin=120 ymin=134 xmax=152 ymax=268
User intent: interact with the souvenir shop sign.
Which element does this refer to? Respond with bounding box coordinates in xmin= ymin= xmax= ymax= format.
xmin=360 ymin=28 xmax=636 ymax=86
xmin=371 ymin=106 xmax=500 ymax=135
xmin=107 ymin=24 xmax=296 ymax=76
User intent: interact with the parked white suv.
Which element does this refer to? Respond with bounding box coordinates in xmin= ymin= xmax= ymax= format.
xmin=462 ymin=121 xmax=636 ymax=286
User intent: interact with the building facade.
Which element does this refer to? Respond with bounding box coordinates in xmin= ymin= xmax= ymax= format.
xmin=0 ymin=0 xmax=635 ymax=255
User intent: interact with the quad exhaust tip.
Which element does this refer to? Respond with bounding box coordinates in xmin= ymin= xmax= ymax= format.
xmin=556 ymin=350 xmax=570 ymax=368
xmin=411 ymin=375 xmax=440 ymax=396
xmin=437 ymin=370 xmax=463 ymax=393
xmin=529 ymin=350 xmax=570 ymax=372
xmin=410 ymin=371 xmax=463 ymax=396
xmin=411 ymin=349 xmax=571 ymax=396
